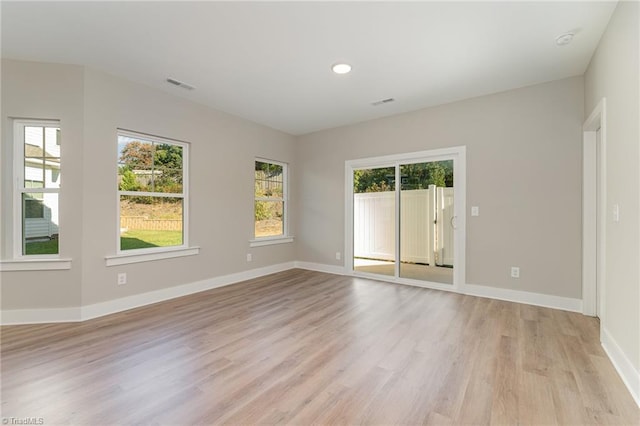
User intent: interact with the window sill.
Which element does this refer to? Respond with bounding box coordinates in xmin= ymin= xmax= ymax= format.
xmin=0 ymin=258 xmax=72 ymax=271
xmin=249 ymin=236 xmax=294 ymax=247
xmin=105 ymin=246 xmax=200 ymax=266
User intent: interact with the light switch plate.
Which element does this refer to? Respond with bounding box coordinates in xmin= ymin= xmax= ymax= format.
xmin=613 ymin=204 xmax=620 ymax=222
xmin=471 ymin=206 xmax=479 ymax=216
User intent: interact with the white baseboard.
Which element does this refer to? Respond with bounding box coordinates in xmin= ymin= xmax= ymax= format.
xmin=463 ymin=283 xmax=583 ymax=313
xmin=1 ymin=262 xmax=296 ymax=325
xmin=0 ymin=263 xmax=591 ymax=322
xmin=0 ymin=261 xmax=342 ymax=325
xmin=0 ymin=264 xmax=586 ymax=324
xmin=294 ymin=261 xmax=346 ymax=275
xmin=1 ymin=306 xmax=82 ymax=325
xmin=82 ymin=261 xmax=296 ymax=321
xmin=601 ymin=326 xmax=640 ymax=408
xmin=291 ymin=265 xmax=582 ymax=313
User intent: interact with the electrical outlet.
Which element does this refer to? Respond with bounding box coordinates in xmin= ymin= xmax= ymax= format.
xmin=511 ymin=267 xmax=520 ymax=278
xmin=471 ymin=206 xmax=479 ymax=216
xmin=117 ymin=273 xmax=127 ymax=285
xmin=246 ymin=253 xmax=252 ymax=262
xmin=336 ymin=252 xmax=341 ymax=260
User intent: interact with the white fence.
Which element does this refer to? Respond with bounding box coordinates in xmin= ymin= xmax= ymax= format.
xmin=354 ymin=186 xmax=454 ymax=266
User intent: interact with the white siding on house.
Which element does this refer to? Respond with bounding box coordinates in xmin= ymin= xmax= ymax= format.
xmin=23 ymin=164 xmax=60 ymax=239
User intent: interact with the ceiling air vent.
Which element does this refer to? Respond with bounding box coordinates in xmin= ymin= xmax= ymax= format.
xmin=371 ymin=98 xmax=395 ymax=106
xmin=166 ymin=78 xmax=195 ymax=90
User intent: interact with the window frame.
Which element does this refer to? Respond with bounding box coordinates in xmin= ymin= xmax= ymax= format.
xmin=13 ymin=119 xmax=62 ymax=259
xmin=116 ymin=129 xmax=190 ymax=256
xmin=251 ymin=157 xmax=291 ymax=245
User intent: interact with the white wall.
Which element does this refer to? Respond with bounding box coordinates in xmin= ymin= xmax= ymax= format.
xmin=295 ymin=76 xmax=584 ymax=299
xmin=584 ymin=0 xmax=640 ymax=392
xmin=1 ymin=59 xmax=297 ymax=310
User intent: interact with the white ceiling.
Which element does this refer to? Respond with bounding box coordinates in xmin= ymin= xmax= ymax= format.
xmin=2 ymin=1 xmax=616 ymax=135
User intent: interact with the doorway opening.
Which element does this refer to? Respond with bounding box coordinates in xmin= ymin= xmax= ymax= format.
xmin=583 ymin=99 xmax=606 ymax=319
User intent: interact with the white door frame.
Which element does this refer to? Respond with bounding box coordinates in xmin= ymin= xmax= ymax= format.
xmin=344 ymin=146 xmax=466 ymax=292
xmin=582 ymin=98 xmax=606 ymax=319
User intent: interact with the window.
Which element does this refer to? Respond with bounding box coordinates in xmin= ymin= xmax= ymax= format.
xmin=117 ymin=130 xmax=188 ymax=252
xmin=254 ymin=159 xmax=288 ymax=239
xmin=14 ymin=120 xmax=61 ymax=257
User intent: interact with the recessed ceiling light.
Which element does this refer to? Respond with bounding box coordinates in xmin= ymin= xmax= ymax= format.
xmin=555 ymin=32 xmax=574 ymax=46
xmin=332 ymin=63 xmax=352 ymax=74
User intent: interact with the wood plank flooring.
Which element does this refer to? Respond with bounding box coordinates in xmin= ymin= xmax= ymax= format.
xmin=2 ymin=269 xmax=639 ymax=425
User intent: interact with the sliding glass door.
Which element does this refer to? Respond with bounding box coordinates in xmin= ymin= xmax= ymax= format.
xmin=348 ymin=148 xmax=464 ymax=289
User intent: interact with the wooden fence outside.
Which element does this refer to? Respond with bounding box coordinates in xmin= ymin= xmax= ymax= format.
xmin=120 ymin=216 xmax=182 ymax=231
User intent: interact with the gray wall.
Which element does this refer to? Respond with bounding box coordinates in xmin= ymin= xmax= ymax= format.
xmin=1 ymin=59 xmax=297 ymax=309
xmin=584 ymin=1 xmax=639 ymax=375
xmin=295 ymin=76 xmax=584 ymax=298
xmin=0 ymin=63 xmax=591 ymax=309
xmin=1 ymin=61 xmax=85 ymax=309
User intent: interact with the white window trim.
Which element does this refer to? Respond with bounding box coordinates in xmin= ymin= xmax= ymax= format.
xmin=0 ymin=258 xmax=71 ymax=271
xmin=113 ymin=129 xmax=196 ymax=263
xmin=105 ymin=246 xmax=200 ymax=266
xmin=253 ymin=158 xmax=290 ymax=243
xmin=249 ymin=236 xmax=294 ymax=247
xmin=11 ymin=119 xmax=62 ymax=263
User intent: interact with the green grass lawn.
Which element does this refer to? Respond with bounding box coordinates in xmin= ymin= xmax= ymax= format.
xmin=25 ymin=231 xmax=181 ymax=254
xmin=121 ymin=230 xmax=182 ymax=250
xmin=25 ymin=239 xmax=59 ymax=255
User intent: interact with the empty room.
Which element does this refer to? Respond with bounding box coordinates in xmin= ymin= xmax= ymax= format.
xmin=1 ymin=1 xmax=639 ymax=425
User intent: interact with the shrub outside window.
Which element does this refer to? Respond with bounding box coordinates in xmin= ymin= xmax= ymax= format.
xmin=254 ymin=159 xmax=288 ymax=239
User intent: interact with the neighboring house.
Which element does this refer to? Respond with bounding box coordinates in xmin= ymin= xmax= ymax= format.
xmin=24 ymin=143 xmax=60 ymax=239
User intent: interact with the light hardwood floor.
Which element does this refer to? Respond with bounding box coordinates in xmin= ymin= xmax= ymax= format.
xmin=2 ymin=269 xmax=638 ymax=425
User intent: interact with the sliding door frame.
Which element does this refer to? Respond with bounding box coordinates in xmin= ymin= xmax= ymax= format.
xmin=345 ymin=146 xmax=466 ymax=292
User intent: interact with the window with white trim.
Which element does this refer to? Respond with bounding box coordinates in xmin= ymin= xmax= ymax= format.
xmin=14 ymin=120 xmax=61 ymax=257
xmin=117 ymin=130 xmax=188 ymax=253
xmin=254 ymin=159 xmax=288 ymax=239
